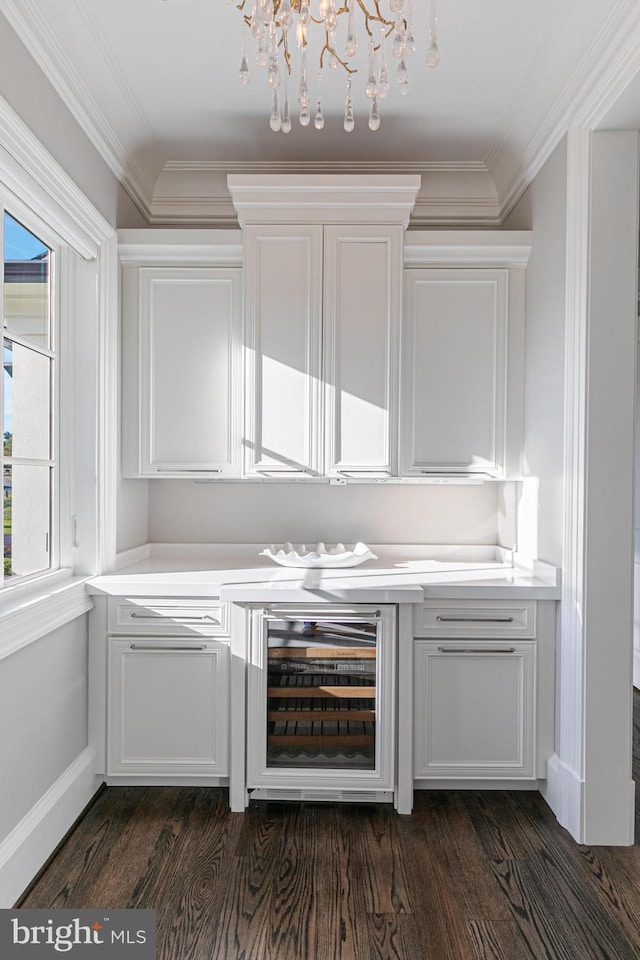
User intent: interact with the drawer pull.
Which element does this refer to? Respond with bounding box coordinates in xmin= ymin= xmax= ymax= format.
xmin=264 ymin=608 xmax=381 ymax=621
xmin=129 ymin=643 xmax=208 ymax=651
xmin=436 ymin=615 xmax=515 ymax=623
xmin=437 ymin=646 xmax=516 ymax=654
xmin=129 ymin=612 xmax=220 ymax=623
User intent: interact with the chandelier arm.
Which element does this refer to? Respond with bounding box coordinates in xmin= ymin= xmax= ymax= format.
xmin=355 ymin=0 xmax=393 ymax=37
xmin=282 ymin=29 xmax=292 ymax=74
xmin=319 ymin=37 xmax=357 ymax=75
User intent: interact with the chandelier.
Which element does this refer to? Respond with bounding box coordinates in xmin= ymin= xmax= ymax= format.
xmin=229 ymin=0 xmax=440 ymax=132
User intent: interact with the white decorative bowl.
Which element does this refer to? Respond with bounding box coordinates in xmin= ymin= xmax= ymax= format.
xmin=260 ymin=542 xmax=377 ymax=569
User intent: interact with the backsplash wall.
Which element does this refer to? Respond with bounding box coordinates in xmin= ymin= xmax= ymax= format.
xmin=146 ymin=481 xmax=507 ymax=546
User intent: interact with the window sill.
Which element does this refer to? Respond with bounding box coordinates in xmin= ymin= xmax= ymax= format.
xmin=0 ymin=570 xmax=93 ymax=661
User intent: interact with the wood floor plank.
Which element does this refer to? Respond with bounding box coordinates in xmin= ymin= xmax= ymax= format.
xmin=154 ymin=795 xmax=244 ymax=960
xmin=422 ymin=792 xmax=513 ymax=922
xmin=505 ymin=790 xmax=640 ymax=955
xmin=461 ymin=791 xmax=542 ymax=862
xmin=233 ymin=800 xmax=290 ymax=859
xmin=310 ymin=804 xmax=370 ymax=960
xmin=491 ymin=854 xmax=640 ymax=960
xmin=206 ymin=853 xmax=275 ymax=960
xmin=267 ymin=803 xmax=320 ymax=960
xmin=366 ymin=913 xmax=425 ymax=960
xmin=19 ymin=786 xmax=143 ymax=909
xmin=357 ymin=804 xmax=413 ymax=915
xmin=467 ymin=919 xmax=537 ymax=960
xmin=397 ymin=809 xmax=478 ymax=960
xmin=489 ymin=858 xmax=586 ymax=960
xmin=206 ymin=802 xmax=286 ymax=960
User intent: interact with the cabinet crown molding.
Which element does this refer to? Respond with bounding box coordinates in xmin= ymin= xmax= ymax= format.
xmin=227 ymin=174 xmax=421 ymax=227
xmin=117 ymin=228 xmax=243 ymax=266
xmin=404 ymin=230 xmax=532 ymax=267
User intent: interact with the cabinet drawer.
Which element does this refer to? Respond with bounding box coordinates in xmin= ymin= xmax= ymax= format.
xmin=108 ymin=598 xmax=230 ymax=637
xmin=413 ymin=600 xmax=536 ymax=638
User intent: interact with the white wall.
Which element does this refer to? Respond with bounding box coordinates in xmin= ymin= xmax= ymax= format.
xmin=580 ymin=131 xmax=636 ymax=841
xmin=0 ymin=618 xmax=88 ymax=842
xmin=504 ymin=137 xmax=567 ymax=567
xmin=148 ymin=480 xmax=500 ymax=545
xmin=635 ymin=332 xmax=640 ymax=687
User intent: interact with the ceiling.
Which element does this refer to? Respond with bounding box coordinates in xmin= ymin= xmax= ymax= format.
xmin=0 ymin=0 xmax=633 ymax=225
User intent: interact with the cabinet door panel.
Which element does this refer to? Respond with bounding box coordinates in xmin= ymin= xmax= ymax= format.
xmin=108 ymin=640 xmax=229 ymax=776
xmin=402 ymin=269 xmax=507 ymax=475
xmin=136 ymin=268 xmax=242 ymax=476
xmin=244 ymin=225 xmax=323 ymax=474
xmin=413 ymin=640 xmax=536 ymax=779
xmin=324 ymin=228 xmax=401 ymax=475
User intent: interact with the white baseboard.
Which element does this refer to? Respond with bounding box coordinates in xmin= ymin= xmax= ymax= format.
xmin=0 ymin=747 xmax=100 ymax=907
xmin=413 ymin=778 xmax=541 ymax=791
xmin=543 ymin=754 xmax=636 ymax=845
xmin=541 ymin=752 xmax=584 ymax=841
xmin=104 ymin=775 xmax=228 ymax=787
xmin=634 ymin=649 xmax=640 ymax=690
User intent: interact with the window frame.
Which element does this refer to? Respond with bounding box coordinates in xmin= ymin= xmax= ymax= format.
xmin=1 ymin=204 xmax=63 ymax=593
xmin=0 ymin=92 xmax=116 ymax=658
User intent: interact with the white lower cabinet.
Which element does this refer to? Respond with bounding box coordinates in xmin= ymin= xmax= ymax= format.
xmin=413 ymin=639 xmax=536 ymax=780
xmin=107 ymin=638 xmax=229 ymax=777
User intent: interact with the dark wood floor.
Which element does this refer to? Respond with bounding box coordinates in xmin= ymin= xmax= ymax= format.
xmin=18 ymin=693 xmax=640 ymax=960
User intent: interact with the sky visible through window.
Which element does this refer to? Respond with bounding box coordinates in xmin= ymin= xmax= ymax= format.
xmin=4 ymin=212 xmax=48 ymax=260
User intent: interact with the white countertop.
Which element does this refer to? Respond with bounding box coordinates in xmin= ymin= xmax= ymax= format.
xmin=86 ymin=544 xmax=560 ymax=602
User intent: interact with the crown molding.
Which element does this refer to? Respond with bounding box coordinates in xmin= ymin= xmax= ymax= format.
xmin=118 ymin=229 xmax=244 ymax=266
xmin=148 ymin=196 xmax=240 ymax=227
xmin=0 ymin=91 xmax=113 ymax=257
xmin=152 ymin=160 xmax=500 ymax=227
xmin=227 ymin=173 xmax=421 ymax=226
xmin=0 ymin=0 xmax=157 ymax=218
xmin=410 ymin=197 xmax=501 ymax=228
xmin=489 ymin=0 xmax=640 ymax=219
xmin=404 ymin=231 xmax=532 ymax=268
xmin=161 ymin=159 xmax=489 ymax=175
xmin=572 ymin=1 xmax=640 ymax=127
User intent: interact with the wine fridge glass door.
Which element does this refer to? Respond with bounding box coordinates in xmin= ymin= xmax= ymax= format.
xmin=246 ymin=605 xmax=396 ymax=795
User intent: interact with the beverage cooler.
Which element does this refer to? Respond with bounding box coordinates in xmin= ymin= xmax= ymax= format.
xmin=246 ymin=605 xmax=396 ymax=801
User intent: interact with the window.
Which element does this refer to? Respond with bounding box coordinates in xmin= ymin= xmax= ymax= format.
xmin=2 ymin=212 xmax=55 ymax=586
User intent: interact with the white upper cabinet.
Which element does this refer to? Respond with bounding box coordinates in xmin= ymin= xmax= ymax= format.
xmin=229 ymin=175 xmax=419 ymax=478
xmin=243 ymin=224 xmax=323 ymax=475
xmin=402 ymin=268 xmax=507 ymax=476
xmin=402 ymin=234 xmax=530 ymax=478
xmin=323 ymin=226 xmax=402 ymax=476
xmin=120 ymin=231 xmax=243 ymax=478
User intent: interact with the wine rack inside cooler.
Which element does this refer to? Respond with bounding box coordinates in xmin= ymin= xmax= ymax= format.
xmin=266 ymin=616 xmax=378 ymax=770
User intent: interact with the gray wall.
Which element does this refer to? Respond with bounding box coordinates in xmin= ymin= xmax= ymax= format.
xmin=0 ymin=12 xmax=144 ymax=229
xmin=505 ymin=137 xmax=568 ymax=566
